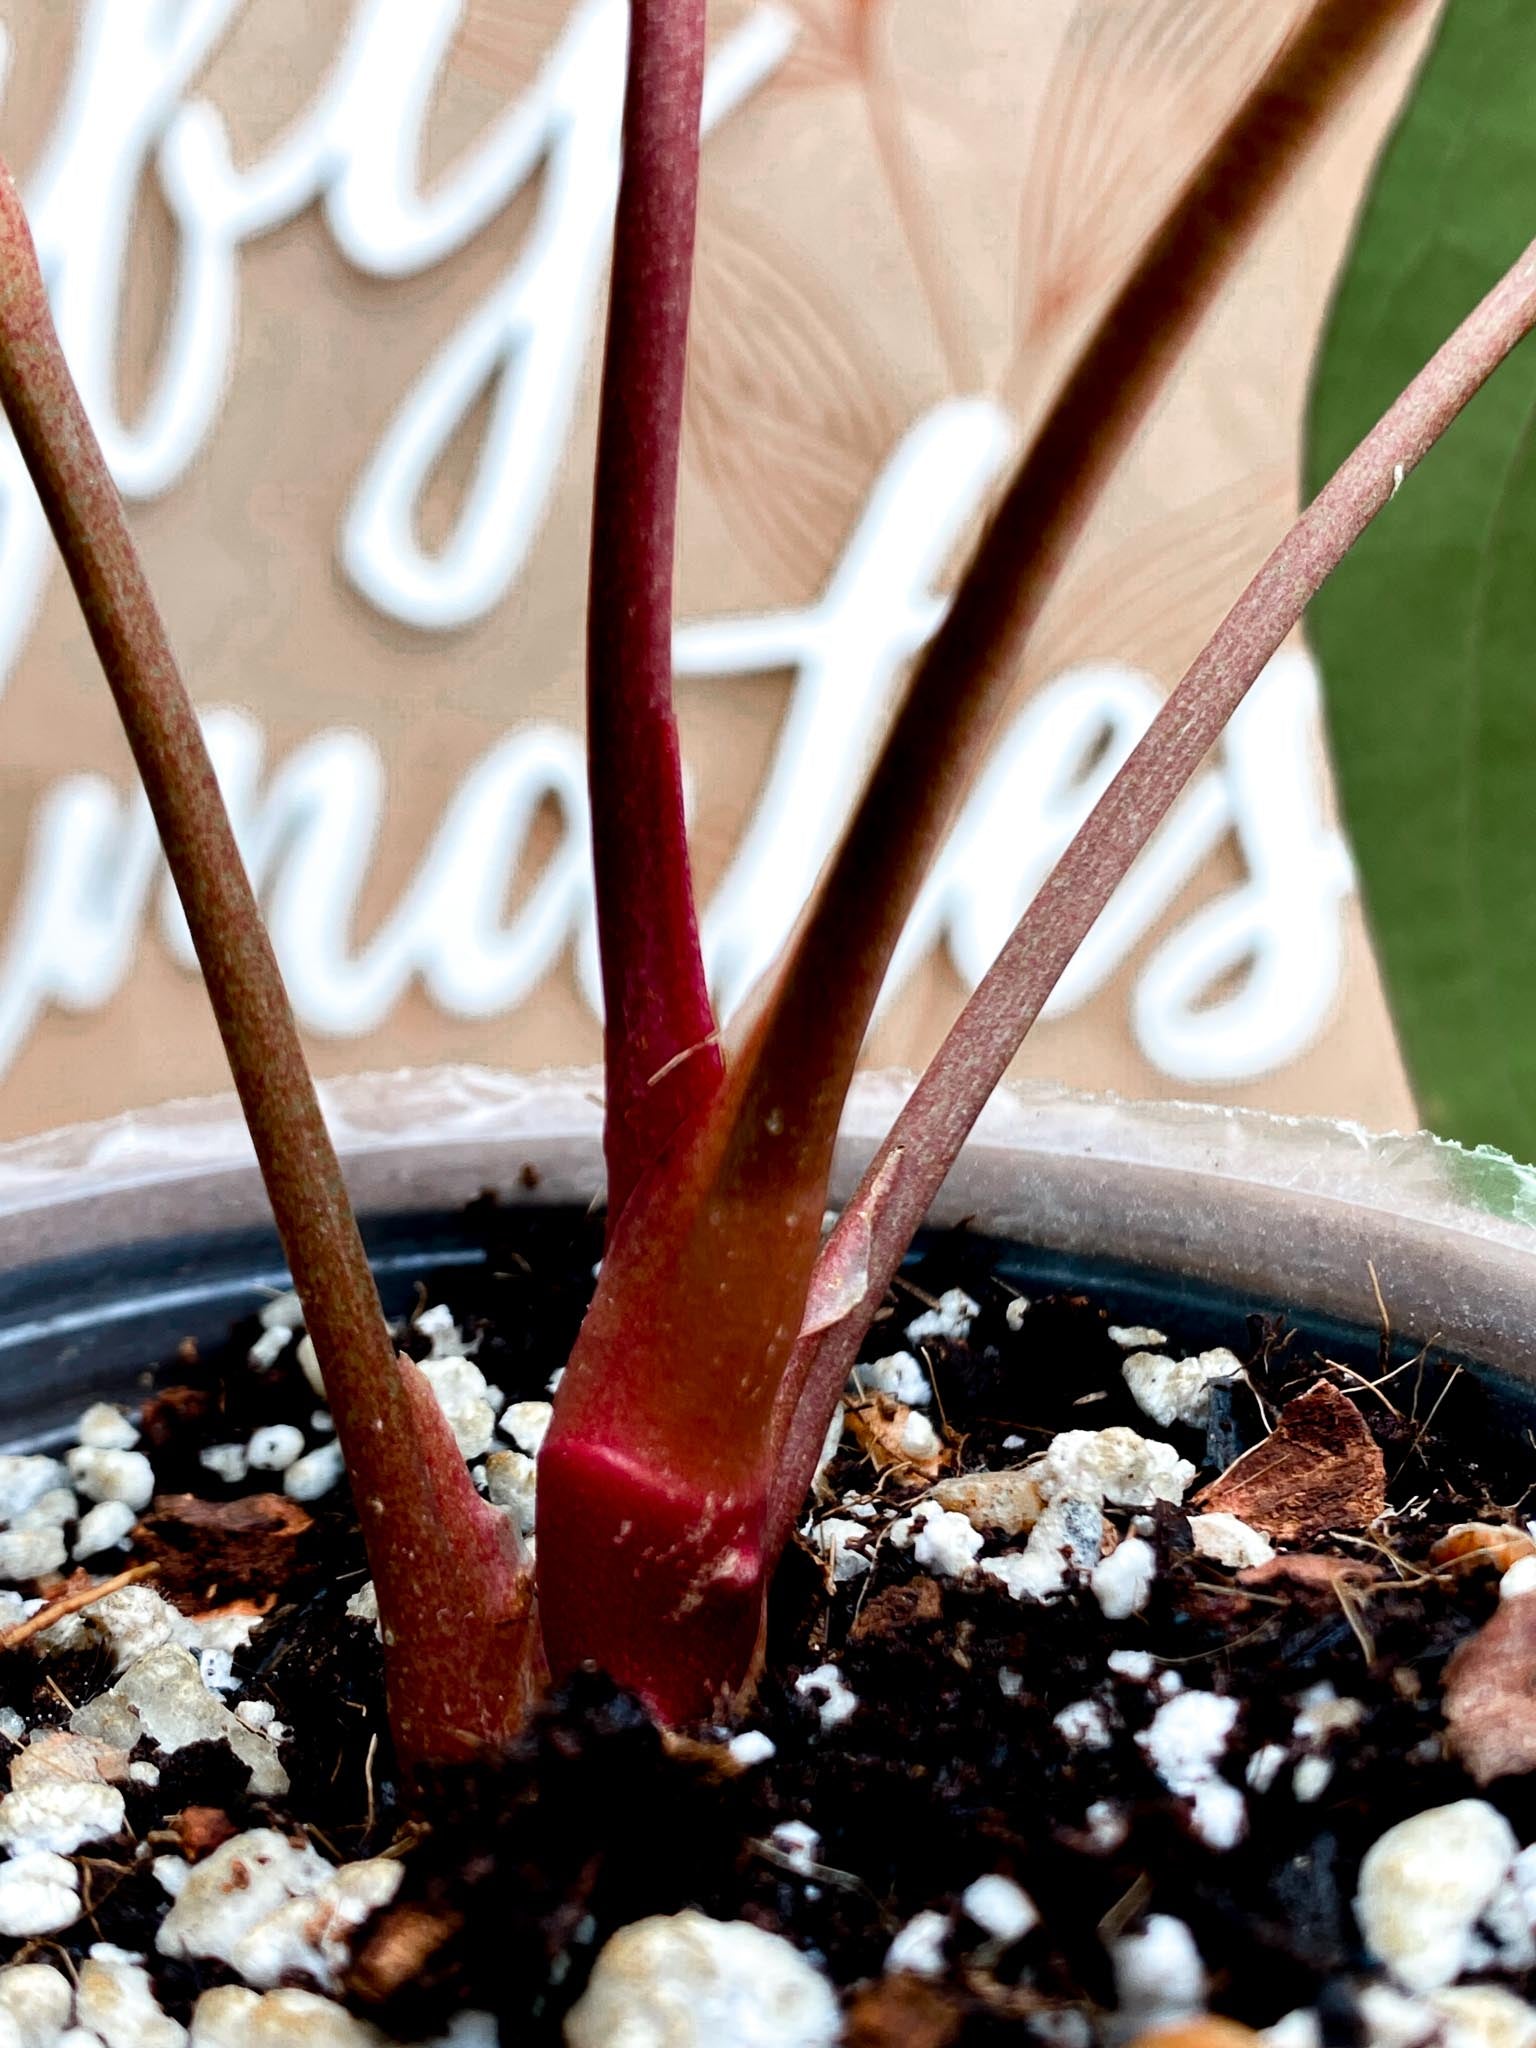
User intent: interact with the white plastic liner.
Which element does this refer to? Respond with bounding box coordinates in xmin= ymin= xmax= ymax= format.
xmin=0 ymin=1067 xmax=1532 ymax=1381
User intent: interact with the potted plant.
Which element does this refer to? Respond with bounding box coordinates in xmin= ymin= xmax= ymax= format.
xmin=0 ymin=0 xmax=1534 ymax=2041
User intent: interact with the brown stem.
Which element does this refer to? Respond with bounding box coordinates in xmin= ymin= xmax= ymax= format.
xmin=726 ymin=0 xmax=1420 ymax=1221
xmin=770 ymin=232 xmax=1536 ymax=1550
xmin=0 ymin=162 xmax=539 ymax=1773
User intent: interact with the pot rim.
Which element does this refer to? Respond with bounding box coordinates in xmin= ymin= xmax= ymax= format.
xmin=0 ymin=1066 xmax=1532 ymax=1383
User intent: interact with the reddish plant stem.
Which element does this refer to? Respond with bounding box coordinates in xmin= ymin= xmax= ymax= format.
xmin=724 ymin=0 xmax=1418 ymax=1232
xmin=0 ymin=164 xmax=539 ymax=1772
xmin=587 ymin=0 xmax=722 ymax=1226
xmin=540 ymin=0 xmax=1418 ymax=1719
xmin=769 ymin=233 xmax=1536 ymax=1551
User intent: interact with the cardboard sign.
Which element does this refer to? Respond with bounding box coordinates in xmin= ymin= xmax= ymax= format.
xmin=0 ymin=0 xmax=1427 ymax=1142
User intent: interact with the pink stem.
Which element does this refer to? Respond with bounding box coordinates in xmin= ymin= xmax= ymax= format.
xmin=719 ymin=0 xmax=1418 ymax=1242
xmin=769 ymin=231 xmax=1536 ymax=1552
xmin=587 ymin=0 xmax=722 ymax=1226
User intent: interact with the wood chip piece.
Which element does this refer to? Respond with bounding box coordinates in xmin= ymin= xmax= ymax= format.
xmin=133 ymin=1492 xmax=313 ymax=1601
xmin=172 ymin=1805 xmax=238 ymax=1861
xmin=1444 ymin=1596 xmax=1536 ymax=1785
xmin=850 ymin=1578 xmax=944 ymax=1645
xmin=1196 ymin=1381 xmax=1385 ymax=1542
xmin=1125 ymin=2026 xmax=1263 ymax=2048
xmin=1430 ymin=1523 xmax=1536 ymax=1576
xmin=136 ymin=1386 xmax=214 ymax=1447
xmin=347 ymin=1902 xmax=465 ymax=2003
xmin=846 ymin=1396 xmax=948 ymax=1482
xmin=930 ymin=1470 xmax=1044 ymax=1536
xmin=1237 ymin=1553 xmax=1376 ymax=1594
xmin=843 ymin=1973 xmax=963 ymax=2048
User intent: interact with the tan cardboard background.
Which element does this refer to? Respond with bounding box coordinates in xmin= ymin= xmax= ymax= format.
xmin=0 ymin=0 xmax=1432 ymax=1140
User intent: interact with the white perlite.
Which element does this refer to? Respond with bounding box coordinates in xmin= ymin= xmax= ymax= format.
xmin=284 ymin=1442 xmax=346 ymax=1502
xmin=65 ymin=1447 xmax=154 ymax=1511
xmin=413 ymin=1304 xmax=465 ymax=1358
xmin=769 ymin=1823 xmax=820 ymax=1877
xmin=0 ymin=1961 xmax=73 ymax=2039
xmin=793 ymin=1665 xmax=858 ymax=1731
xmin=1108 ymin=1326 xmax=1166 ymax=1350
xmin=73 ymin=1646 xmax=288 ymax=1797
xmin=885 ymin=1910 xmax=950 ymax=1978
xmin=77 ymin=1949 xmax=188 ymax=2048
xmin=981 ymin=1495 xmax=1104 ymax=1605
xmin=1293 ymin=1683 xmax=1367 ymax=1747
xmin=484 ymin=1451 xmax=537 ymax=1534
xmin=74 ymin=1500 xmax=138 ymax=1559
xmin=247 ymin=1324 xmax=294 ymax=1371
xmin=910 ymin=1503 xmax=983 ymax=1578
xmin=1054 ymin=1699 xmax=1113 ymax=1752
xmin=1113 ymin=1914 xmax=1206 ymax=2026
xmin=1138 ymin=1691 xmax=1245 ymax=1852
xmin=1190 ymin=1513 xmax=1275 ymax=1570
xmin=856 ymin=1353 xmax=930 ymax=1406
xmin=200 ymin=1445 xmax=249 ymax=1486
xmin=43 ymin=1584 xmax=185 ymax=1673
xmin=0 ymin=1528 xmax=66 ymax=1580
xmin=246 ymin=1426 xmax=305 ymax=1474
xmin=258 ymin=1292 xmax=305 ymax=1333
xmin=0 ymin=1852 xmax=81 ymax=1936
xmin=158 ymin=1830 xmax=402 ymax=1993
xmin=961 ymin=1875 xmax=1038 ymax=1945
xmin=1432 ymin=1985 xmax=1536 ymax=2048
xmin=0 ymin=1733 xmax=129 ymax=1857
xmin=15 ymin=1488 xmax=75 ymax=1533
xmin=898 ymin=1411 xmax=941 ymax=1461
xmin=1027 ymin=1428 xmax=1195 ymax=1510
xmin=1121 ymin=1348 xmax=1241 ymax=1429
xmin=728 ymin=1731 xmax=776 ymax=1768
xmin=1091 ymin=1535 xmax=1157 ymax=1620
xmin=501 ymin=1401 xmax=552 ymax=1456
xmin=297 ymin=1335 xmax=325 ymax=1400
xmin=346 ymin=1583 xmax=380 ymax=1635
xmin=1294 ymin=1756 xmax=1333 ymax=1804
xmin=1085 ymin=1801 xmax=1128 ymax=1853
xmin=188 ymin=1991 xmax=493 ymax=2046
xmin=1356 ymin=1801 xmax=1523 ymax=1993
xmin=189 ymin=1984 xmax=389 ymax=2045
xmin=419 ymin=1358 xmax=497 ymax=1460
xmin=564 ymin=1911 xmax=840 ymax=2048
xmin=905 ymin=1289 xmax=978 ymax=1345
xmin=75 ymin=1404 xmax=141 ymax=1452
xmin=813 ymin=1518 xmax=871 ymax=1584
xmin=1247 ymin=1745 xmax=1288 ymax=1795
xmin=0 ymin=1456 xmax=69 ymax=1523
xmin=811 ymin=1404 xmax=845 ymax=1492
xmin=1108 ymin=1649 xmax=1156 ymax=1682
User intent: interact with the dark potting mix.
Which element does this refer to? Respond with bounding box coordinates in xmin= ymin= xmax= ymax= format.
xmin=0 ymin=1201 xmax=1531 ymax=2048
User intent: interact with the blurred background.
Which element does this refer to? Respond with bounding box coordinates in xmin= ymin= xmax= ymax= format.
xmin=0 ymin=0 xmax=1437 ymax=1142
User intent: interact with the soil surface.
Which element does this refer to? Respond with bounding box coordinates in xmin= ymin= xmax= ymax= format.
xmin=0 ymin=1201 xmax=1532 ymax=2045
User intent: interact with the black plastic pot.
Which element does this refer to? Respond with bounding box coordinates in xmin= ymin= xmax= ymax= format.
xmin=2 ymin=1068 xmax=1536 ymax=1446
